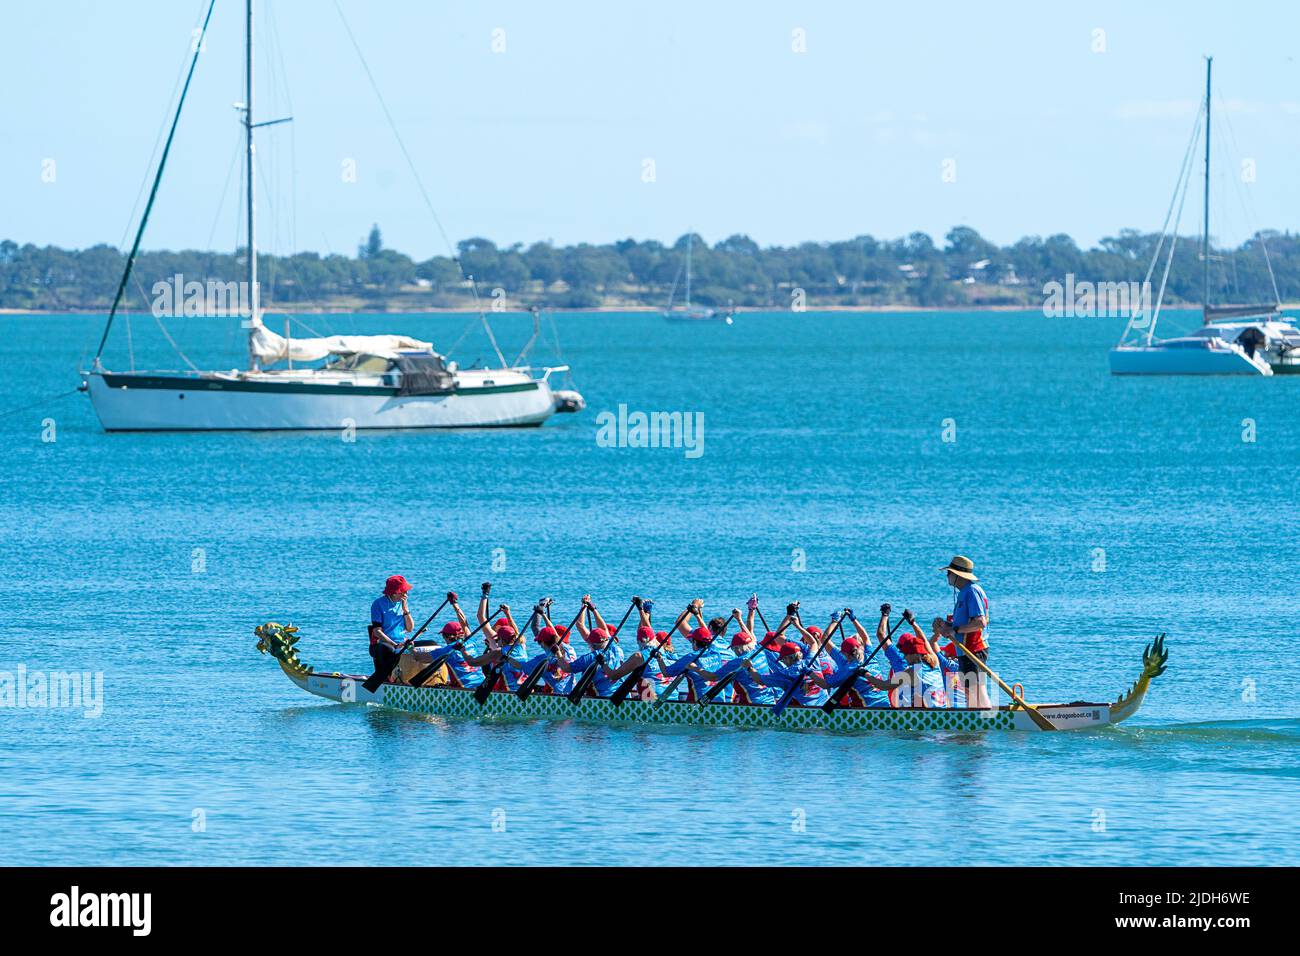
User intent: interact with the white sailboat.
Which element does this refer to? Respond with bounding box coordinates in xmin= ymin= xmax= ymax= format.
xmin=1110 ymin=58 xmax=1291 ymax=377
xmin=663 ymin=234 xmax=733 ymax=324
xmin=82 ymin=1 xmax=582 ymax=431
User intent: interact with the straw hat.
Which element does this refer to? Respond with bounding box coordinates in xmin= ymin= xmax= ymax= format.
xmin=940 ymin=555 xmax=978 ymax=581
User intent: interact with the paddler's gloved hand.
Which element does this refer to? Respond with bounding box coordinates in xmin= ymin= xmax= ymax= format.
xmin=447 ymin=591 xmax=458 ymax=604
xmin=786 ymin=602 xmax=799 ymax=616
xmin=843 ymin=607 xmax=855 ymax=621
xmin=902 ymin=608 xmax=915 ymax=623
xmin=747 ymin=594 xmax=758 ymax=611
xmin=642 ymin=599 xmax=654 ymax=613
xmin=632 ymin=595 xmax=643 ymax=608
xmin=830 ymin=611 xmax=841 ymax=623
xmin=880 ymin=603 xmax=891 ymax=617
xmin=481 ymin=582 xmax=491 ymax=596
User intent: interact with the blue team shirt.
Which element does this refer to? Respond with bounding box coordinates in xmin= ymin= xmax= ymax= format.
xmin=715 ymin=653 xmax=778 ymax=705
xmin=951 ymin=582 xmax=989 ymax=656
xmin=443 ymin=632 xmax=485 ymax=688
xmin=822 ymin=660 xmax=891 ymax=708
xmin=370 ymin=597 xmax=409 ymax=643
xmin=496 ymin=641 xmax=530 ymax=691
xmin=761 ymin=659 xmax=830 ymax=707
xmin=566 ymin=641 xmax=626 ymax=697
xmin=884 ymin=644 xmax=948 ymax=707
xmin=662 ymin=644 xmax=730 ymax=702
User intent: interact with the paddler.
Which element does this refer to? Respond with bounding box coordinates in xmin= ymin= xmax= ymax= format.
xmin=549 ymin=596 xmax=627 ymax=697
xmin=933 ymin=555 xmax=991 ymax=707
xmin=790 ymin=607 xmax=838 ymax=688
xmin=740 ymin=637 xmax=829 ymax=707
xmin=368 ymin=575 xmax=415 ymax=681
xmin=854 ymin=605 xmax=949 ymax=708
xmin=434 ymin=587 xmax=501 ymax=690
xmin=621 ymin=597 xmax=675 ymax=700
xmin=806 ymin=608 xmax=891 ymax=708
xmin=502 ymin=611 xmax=575 ymax=695
xmin=658 ymin=600 xmax=734 ymax=702
xmin=712 ymin=618 xmax=784 ymax=705
xmin=483 ymin=606 xmax=527 ymax=686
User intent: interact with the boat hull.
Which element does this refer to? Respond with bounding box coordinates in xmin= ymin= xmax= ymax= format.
xmin=86 ymin=371 xmax=557 ymax=431
xmin=1109 ymin=346 xmax=1272 ymax=376
xmin=287 ymin=669 xmax=1116 ymax=733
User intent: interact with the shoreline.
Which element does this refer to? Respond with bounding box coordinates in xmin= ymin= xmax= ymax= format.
xmin=0 ymin=302 xmax=1227 ymax=316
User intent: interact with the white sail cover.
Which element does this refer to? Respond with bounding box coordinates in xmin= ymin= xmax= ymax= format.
xmin=249 ymin=320 xmax=434 ymax=364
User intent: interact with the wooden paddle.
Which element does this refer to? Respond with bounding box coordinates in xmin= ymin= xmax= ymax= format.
xmin=822 ymin=610 xmax=905 ymax=713
xmin=517 ymin=603 xmax=587 ymax=701
xmin=360 ymin=595 xmax=451 ymax=693
xmin=954 ymin=640 xmax=1056 ymax=731
xmin=611 ymin=604 xmax=693 ymax=707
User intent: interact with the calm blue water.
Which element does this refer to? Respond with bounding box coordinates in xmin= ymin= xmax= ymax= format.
xmin=1 ymin=308 xmax=1297 ymax=866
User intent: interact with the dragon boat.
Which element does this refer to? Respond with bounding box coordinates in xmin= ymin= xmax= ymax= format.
xmin=255 ymin=623 xmax=1168 ymax=734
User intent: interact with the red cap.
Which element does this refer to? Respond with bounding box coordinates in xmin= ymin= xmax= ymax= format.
xmin=637 ymin=625 xmax=656 ymax=642
xmin=588 ymin=626 xmax=611 ymax=643
xmin=897 ymin=634 xmax=929 ymax=657
xmin=495 ymin=622 xmax=515 ymax=638
xmin=778 ymin=642 xmax=802 ymax=659
xmin=762 ymin=632 xmax=784 ymax=651
xmin=554 ymin=626 xmax=571 ymax=643
xmin=656 ymin=630 xmax=669 ymax=642
xmin=441 ymin=620 xmax=464 ymax=638
xmin=841 ymin=637 xmax=862 ymax=653
xmin=536 ymin=626 xmax=558 ymax=645
xmin=385 ymin=575 xmax=411 ymax=595
xmin=689 ymin=626 xmax=713 ymax=643
xmin=806 ymin=625 xmax=823 ymax=637
xmin=941 ymin=642 xmax=957 ymax=658
xmin=730 ymin=630 xmax=755 ymax=649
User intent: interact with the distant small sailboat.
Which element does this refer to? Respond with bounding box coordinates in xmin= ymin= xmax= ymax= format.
xmin=1110 ymin=58 xmax=1295 ymax=377
xmin=82 ymin=0 xmax=582 ymax=430
xmin=663 ymin=234 xmax=734 ymax=324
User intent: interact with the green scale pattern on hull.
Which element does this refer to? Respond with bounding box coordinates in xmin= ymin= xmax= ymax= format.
xmin=377 ymin=683 xmax=1018 ymax=733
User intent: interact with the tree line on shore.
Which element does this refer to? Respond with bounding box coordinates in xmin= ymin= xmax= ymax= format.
xmin=2 ymin=224 xmax=1296 ymax=311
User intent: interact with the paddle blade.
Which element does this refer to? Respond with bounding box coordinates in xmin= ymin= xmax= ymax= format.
xmin=609 ymin=663 xmax=648 ymax=707
xmin=822 ymin=666 xmax=863 ymax=714
xmin=473 ymin=665 xmax=500 ymax=705
xmin=771 ymin=678 xmax=802 ymax=716
xmin=516 ymin=659 xmax=549 ymax=700
xmin=698 ymin=671 xmax=736 ymax=705
xmin=567 ymin=663 xmax=599 ymax=704
xmin=361 ymin=670 xmax=386 ymax=694
xmin=652 ymin=670 xmax=689 ymax=708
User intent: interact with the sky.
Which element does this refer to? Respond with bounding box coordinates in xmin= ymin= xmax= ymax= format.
xmin=4 ymin=0 xmax=1300 ymax=260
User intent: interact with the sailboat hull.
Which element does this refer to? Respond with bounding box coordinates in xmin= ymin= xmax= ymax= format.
xmin=1109 ymin=346 xmax=1272 ymax=376
xmin=85 ymin=372 xmax=558 ymax=431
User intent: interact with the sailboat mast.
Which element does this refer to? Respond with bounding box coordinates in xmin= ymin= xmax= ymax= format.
xmin=245 ymin=0 xmax=260 ymax=369
xmin=685 ymin=233 xmax=692 ymax=307
xmin=1202 ymin=55 xmax=1212 ymax=316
